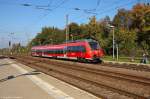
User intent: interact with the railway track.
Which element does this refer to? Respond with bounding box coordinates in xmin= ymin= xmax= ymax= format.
xmin=11 ymin=55 xmax=150 ymax=99
xmin=19 ymin=56 xmax=150 ymax=84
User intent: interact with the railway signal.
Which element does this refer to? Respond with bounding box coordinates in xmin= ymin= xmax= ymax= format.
xmin=9 ymin=41 xmax=11 ymax=47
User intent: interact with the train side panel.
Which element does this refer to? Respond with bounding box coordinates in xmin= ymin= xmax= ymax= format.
xmin=31 ymin=39 xmax=104 ymax=62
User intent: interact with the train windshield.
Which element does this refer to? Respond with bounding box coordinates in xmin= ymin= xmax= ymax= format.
xmin=89 ymin=42 xmax=100 ymax=50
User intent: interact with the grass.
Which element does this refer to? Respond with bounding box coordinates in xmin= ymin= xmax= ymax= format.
xmin=103 ymin=55 xmax=149 ymax=64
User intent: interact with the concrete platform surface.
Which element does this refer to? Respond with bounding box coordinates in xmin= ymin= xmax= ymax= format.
xmin=0 ymin=58 xmax=100 ymax=99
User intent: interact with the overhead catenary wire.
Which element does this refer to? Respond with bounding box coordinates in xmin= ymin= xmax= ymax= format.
xmin=0 ymin=0 xmax=140 ymax=47
xmin=48 ymin=0 xmax=53 ymax=7
xmin=96 ymin=0 xmax=137 ymax=17
xmin=95 ymin=0 xmax=101 ymax=10
xmin=70 ymin=0 xmax=137 ymax=23
xmin=69 ymin=0 xmax=134 ymax=22
xmin=95 ymin=0 xmax=131 ymax=12
xmin=17 ymin=0 xmax=70 ymax=45
xmin=50 ymin=0 xmax=69 ymax=11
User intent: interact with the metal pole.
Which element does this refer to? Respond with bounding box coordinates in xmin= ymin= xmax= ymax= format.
xmin=113 ymin=27 xmax=115 ymax=60
xmin=71 ymin=34 xmax=73 ymax=41
xmin=116 ymin=44 xmax=118 ymax=61
xmin=9 ymin=41 xmax=11 ymax=56
xmin=66 ymin=14 xmax=69 ymax=43
xmin=50 ymin=39 xmax=53 ymax=44
xmin=65 ymin=14 xmax=69 ymax=58
xmin=9 ymin=33 xmax=14 ymax=56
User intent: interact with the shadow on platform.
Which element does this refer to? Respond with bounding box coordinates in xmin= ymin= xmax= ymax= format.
xmin=0 ymin=62 xmax=17 ymax=67
xmin=0 ymin=70 xmax=41 ymax=83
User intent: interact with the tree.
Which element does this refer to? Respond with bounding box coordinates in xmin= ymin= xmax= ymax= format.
xmin=130 ymin=3 xmax=150 ymax=52
xmin=30 ymin=27 xmax=65 ymax=46
xmin=98 ymin=16 xmax=111 ymax=38
xmin=130 ymin=3 xmax=150 ymax=31
xmin=68 ymin=22 xmax=81 ymax=40
xmin=97 ymin=16 xmax=112 ymax=49
xmin=113 ymin=8 xmax=131 ymax=30
xmin=86 ymin=16 xmax=102 ymax=40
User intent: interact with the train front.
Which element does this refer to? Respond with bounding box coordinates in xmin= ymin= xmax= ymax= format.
xmin=86 ymin=40 xmax=104 ymax=62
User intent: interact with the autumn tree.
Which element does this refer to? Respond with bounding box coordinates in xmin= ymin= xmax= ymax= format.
xmin=131 ymin=3 xmax=150 ymax=52
xmin=113 ymin=8 xmax=132 ymax=30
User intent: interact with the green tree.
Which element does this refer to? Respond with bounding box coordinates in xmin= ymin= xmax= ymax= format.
xmin=115 ymin=29 xmax=137 ymax=56
xmin=68 ymin=22 xmax=81 ymax=40
xmin=30 ymin=27 xmax=65 ymax=46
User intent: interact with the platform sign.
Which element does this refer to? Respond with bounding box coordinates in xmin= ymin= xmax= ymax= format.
xmin=9 ymin=41 xmax=11 ymax=47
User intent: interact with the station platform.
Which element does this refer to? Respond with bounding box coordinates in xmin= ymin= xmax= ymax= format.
xmin=0 ymin=58 xmax=99 ymax=99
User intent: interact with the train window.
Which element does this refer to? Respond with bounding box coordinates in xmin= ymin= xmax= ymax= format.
xmin=67 ymin=46 xmax=74 ymax=52
xmin=78 ymin=46 xmax=86 ymax=52
xmin=49 ymin=50 xmax=52 ymax=54
xmin=31 ymin=49 xmax=36 ymax=52
xmin=55 ymin=49 xmax=62 ymax=54
xmin=45 ymin=49 xmax=64 ymax=54
xmin=57 ymin=49 xmax=59 ymax=54
xmin=56 ymin=50 xmax=59 ymax=54
xmin=42 ymin=50 xmax=46 ymax=53
xmin=60 ymin=49 xmax=63 ymax=54
xmin=36 ymin=50 xmax=41 ymax=53
xmin=53 ymin=50 xmax=56 ymax=54
xmin=46 ymin=50 xmax=49 ymax=53
xmin=67 ymin=46 xmax=71 ymax=52
xmin=59 ymin=49 xmax=62 ymax=54
xmin=89 ymin=42 xmax=100 ymax=50
xmin=67 ymin=46 xmax=85 ymax=52
xmin=46 ymin=49 xmax=53 ymax=54
xmin=50 ymin=50 xmax=53 ymax=54
xmin=55 ymin=50 xmax=57 ymax=54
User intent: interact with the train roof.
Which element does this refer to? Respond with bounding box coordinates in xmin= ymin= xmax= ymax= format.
xmin=63 ymin=39 xmax=97 ymax=43
xmin=31 ymin=39 xmax=97 ymax=50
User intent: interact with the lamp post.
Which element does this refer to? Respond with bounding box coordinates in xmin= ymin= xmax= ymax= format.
xmin=109 ymin=25 xmax=115 ymax=60
xmin=116 ymin=44 xmax=118 ymax=61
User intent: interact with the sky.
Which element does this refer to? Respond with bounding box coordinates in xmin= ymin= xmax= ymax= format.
xmin=0 ymin=0 xmax=149 ymax=48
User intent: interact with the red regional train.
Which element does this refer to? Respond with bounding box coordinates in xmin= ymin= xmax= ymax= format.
xmin=31 ymin=39 xmax=104 ymax=62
